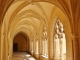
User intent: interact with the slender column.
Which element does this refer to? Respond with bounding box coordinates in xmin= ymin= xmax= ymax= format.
xmin=36 ymin=40 xmax=38 ymax=54
xmin=8 ymin=38 xmax=12 ymax=60
xmin=32 ymin=41 xmax=33 ymax=52
xmin=42 ymin=40 xmax=44 ymax=55
xmin=37 ymin=41 xmax=38 ymax=54
xmin=0 ymin=24 xmax=1 ymax=60
xmin=72 ymin=36 xmax=79 ymax=60
xmin=35 ymin=33 xmax=38 ymax=54
xmin=2 ymin=20 xmax=8 ymax=60
xmin=44 ymin=40 xmax=48 ymax=57
xmin=46 ymin=40 xmax=48 ymax=57
xmin=33 ymin=35 xmax=35 ymax=55
xmin=30 ymin=40 xmax=32 ymax=51
xmin=2 ymin=32 xmax=8 ymax=60
xmin=44 ymin=40 xmax=46 ymax=56
xmin=45 ymin=40 xmax=47 ymax=56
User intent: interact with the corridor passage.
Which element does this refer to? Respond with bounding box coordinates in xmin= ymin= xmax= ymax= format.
xmin=11 ymin=52 xmax=35 ymax=60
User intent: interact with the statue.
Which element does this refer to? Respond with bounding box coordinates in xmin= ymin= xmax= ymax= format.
xmin=54 ymin=20 xmax=66 ymax=60
xmin=42 ymin=27 xmax=48 ymax=57
xmin=59 ymin=26 xmax=66 ymax=60
xmin=54 ymin=34 xmax=60 ymax=59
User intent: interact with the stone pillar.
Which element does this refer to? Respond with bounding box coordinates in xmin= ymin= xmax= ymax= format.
xmin=45 ymin=40 xmax=48 ymax=57
xmin=33 ymin=36 xmax=35 ymax=55
xmin=2 ymin=32 xmax=8 ymax=60
xmin=0 ymin=23 xmax=1 ymax=60
xmin=44 ymin=40 xmax=46 ymax=56
xmin=46 ymin=40 xmax=48 ymax=57
xmin=30 ymin=40 xmax=32 ymax=51
xmin=32 ymin=41 xmax=33 ymax=52
xmin=72 ymin=36 xmax=79 ymax=60
xmin=9 ymin=40 xmax=13 ymax=60
xmin=1 ymin=20 xmax=8 ymax=60
xmin=36 ymin=40 xmax=38 ymax=54
xmin=42 ymin=40 xmax=44 ymax=55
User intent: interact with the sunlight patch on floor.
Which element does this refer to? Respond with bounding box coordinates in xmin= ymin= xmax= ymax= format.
xmin=11 ymin=52 xmax=35 ymax=60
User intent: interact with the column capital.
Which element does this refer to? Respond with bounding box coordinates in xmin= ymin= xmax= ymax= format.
xmin=72 ymin=33 xmax=79 ymax=40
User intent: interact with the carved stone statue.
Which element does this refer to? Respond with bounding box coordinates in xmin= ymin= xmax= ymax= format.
xmin=42 ymin=27 xmax=48 ymax=57
xmin=43 ymin=27 xmax=47 ymax=40
xmin=54 ymin=20 xmax=66 ymax=60
xmin=54 ymin=34 xmax=60 ymax=59
xmin=57 ymin=20 xmax=63 ymax=28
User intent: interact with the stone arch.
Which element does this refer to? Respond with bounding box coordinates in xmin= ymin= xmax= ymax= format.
xmin=13 ymin=32 xmax=30 ymax=52
xmin=10 ymin=25 xmax=32 ymax=38
xmin=9 ymin=9 xmax=46 ymax=27
xmin=9 ymin=29 xmax=30 ymax=57
xmin=10 ymin=19 xmax=37 ymax=31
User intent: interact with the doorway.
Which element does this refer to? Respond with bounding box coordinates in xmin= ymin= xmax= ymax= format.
xmin=13 ymin=43 xmax=18 ymax=52
xmin=13 ymin=33 xmax=29 ymax=52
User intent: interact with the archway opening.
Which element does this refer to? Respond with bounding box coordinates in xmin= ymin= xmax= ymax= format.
xmin=13 ymin=33 xmax=29 ymax=52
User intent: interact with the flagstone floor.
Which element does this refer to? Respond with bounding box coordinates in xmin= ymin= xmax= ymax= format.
xmin=11 ymin=52 xmax=35 ymax=60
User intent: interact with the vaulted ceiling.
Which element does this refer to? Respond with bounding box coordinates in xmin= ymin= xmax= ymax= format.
xmin=7 ymin=2 xmax=56 ymax=39
xmin=0 ymin=0 xmax=80 ymax=38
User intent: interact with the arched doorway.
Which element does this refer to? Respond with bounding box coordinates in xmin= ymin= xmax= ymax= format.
xmin=13 ymin=33 xmax=30 ymax=52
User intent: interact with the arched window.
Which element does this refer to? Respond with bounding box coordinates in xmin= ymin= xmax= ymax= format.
xmin=54 ymin=19 xmax=66 ymax=60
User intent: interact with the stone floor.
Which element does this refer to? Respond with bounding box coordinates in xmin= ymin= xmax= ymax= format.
xmin=11 ymin=52 xmax=35 ymax=60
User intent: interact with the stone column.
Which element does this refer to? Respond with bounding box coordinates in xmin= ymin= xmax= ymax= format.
xmin=0 ymin=23 xmax=1 ymax=60
xmin=45 ymin=40 xmax=47 ymax=57
xmin=2 ymin=20 xmax=9 ymax=60
xmin=36 ymin=40 xmax=38 ymax=54
xmin=30 ymin=40 xmax=32 ymax=51
xmin=72 ymin=36 xmax=79 ymax=60
xmin=44 ymin=40 xmax=48 ymax=57
xmin=2 ymin=29 xmax=8 ymax=60
xmin=44 ymin=40 xmax=46 ymax=56
xmin=42 ymin=40 xmax=44 ymax=55
xmin=32 ymin=41 xmax=33 ymax=52
xmin=33 ymin=35 xmax=35 ymax=55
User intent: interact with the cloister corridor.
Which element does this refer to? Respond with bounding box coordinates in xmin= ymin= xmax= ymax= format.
xmin=0 ymin=0 xmax=80 ymax=60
